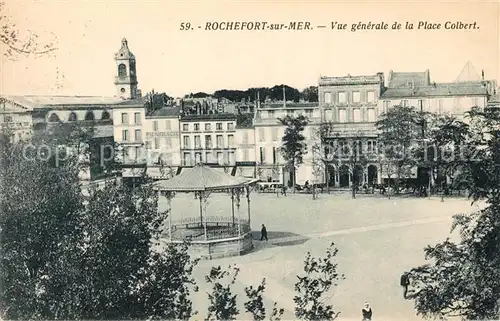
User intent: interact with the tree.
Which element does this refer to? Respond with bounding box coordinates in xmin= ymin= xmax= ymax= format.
xmin=0 ymin=131 xmax=85 ymax=319
xmin=0 ymin=1 xmax=57 ymax=58
xmin=205 ymin=265 xmax=240 ymax=321
xmin=278 ymin=115 xmax=309 ymax=193
xmin=422 ymin=114 xmax=470 ymax=200
xmin=310 ymin=145 xmax=322 ymax=200
xmin=376 ymin=105 xmax=422 ymax=194
xmin=300 ymin=86 xmax=318 ymax=102
xmin=406 ymin=107 xmax=500 ymax=319
xmin=294 ymin=242 xmax=344 ymax=320
xmin=244 ymin=278 xmax=284 ymax=321
xmin=271 ymin=162 xmax=281 ymax=197
xmin=0 ymin=132 xmax=200 ymax=320
xmin=311 ymin=121 xmax=335 ymax=196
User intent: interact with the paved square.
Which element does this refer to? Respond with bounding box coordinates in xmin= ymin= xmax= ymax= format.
xmin=161 ymin=193 xmax=482 ymax=320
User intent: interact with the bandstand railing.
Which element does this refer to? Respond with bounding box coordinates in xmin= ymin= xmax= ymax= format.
xmin=167 ymin=216 xmax=251 ymax=242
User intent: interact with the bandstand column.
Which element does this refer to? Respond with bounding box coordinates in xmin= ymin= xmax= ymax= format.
xmin=198 ymin=192 xmax=204 ymax=228
xmin=231 ymin=189 xmax=235 ymax=226
xmin=236 ymin=188 xmax=242 ymax=252
xmin=202 ymin=191 xmax=209 ymax=240
xmin=166 ymin=191 xmax=174 ymax=241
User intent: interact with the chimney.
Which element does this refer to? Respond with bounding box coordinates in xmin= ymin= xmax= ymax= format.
xmin=482 ymin=70 xmax=485 ymax=80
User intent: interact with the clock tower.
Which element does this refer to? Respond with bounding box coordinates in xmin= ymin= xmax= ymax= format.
xmin=114 ymin=38 xmax=138 ymax=99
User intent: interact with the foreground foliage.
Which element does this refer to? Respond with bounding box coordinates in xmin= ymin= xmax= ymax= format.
xmin=294 ymin=242 xmax=344 ymax=320
xmin=244 ymin=279 xmax=284 ymax=321
xmin=0 ymin=134 xmax=199 ymax=319
xmin=407 ymin=108 xmax=500 ymax=319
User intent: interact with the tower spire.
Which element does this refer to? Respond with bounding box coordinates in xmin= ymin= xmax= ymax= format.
xmin=114 ymin=38 xmax=138 ymax=99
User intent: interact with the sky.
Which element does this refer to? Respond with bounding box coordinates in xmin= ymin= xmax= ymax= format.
xmin=1 ymin=0 xmax=499 ymax=98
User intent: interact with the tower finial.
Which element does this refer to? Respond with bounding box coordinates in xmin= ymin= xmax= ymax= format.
xmin=122 ymin=38 xmax=128 ymax=48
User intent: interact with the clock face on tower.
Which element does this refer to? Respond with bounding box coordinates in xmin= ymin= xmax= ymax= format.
xmin=121 ymin=88 xmax=126 ymax=93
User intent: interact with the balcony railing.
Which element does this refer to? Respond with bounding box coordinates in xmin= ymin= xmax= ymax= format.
xmin=118 ymin=140 xmax=143 ymax=146
xmin=121 ymin=158 xmax=148 ymax=166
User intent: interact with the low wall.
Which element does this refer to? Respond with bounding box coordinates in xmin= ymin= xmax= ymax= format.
xmin=169 ymin=232 xmax=253 ymax=260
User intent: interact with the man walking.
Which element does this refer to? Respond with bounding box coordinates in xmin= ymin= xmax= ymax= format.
xmin=260 ymin=224 xmax=268 ymax=241
xmin=400 ymin=271 xmax=410 ymax=299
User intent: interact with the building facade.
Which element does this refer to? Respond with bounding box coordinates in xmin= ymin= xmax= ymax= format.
xmin=379 ymin=70 xmax=492 ymax=120
xmin=253 ymin=102 xmax=321 ymax=186
xmin=318 ymin=73 xmax=385 ymax=188
xmin=179 ymin=113 xmax=237 ymax=167
xmin=0 ymin=38 xmax=144 ymax=182
xmin=112 ymin=102 xmax=182 ymax=181
xmin=0 ymin=99 xmax=33 ymax=142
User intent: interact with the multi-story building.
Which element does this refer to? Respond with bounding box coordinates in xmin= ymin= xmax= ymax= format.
xmin=253 ymin=101 xmax=321 ymax=186
xmin=179 ymin=113 xmax=237 ymax=167
xmin=0 ymin=100 xmax=33 ymax=142
xmin=318 ymin=73 xmax=385 ymax=187
xmin=234 ymin=113 xmax=257 ymax=178
xmin=1 ymin=38 xmax=144 ymax=182
xmin=379 ymin=70 xmax=493 ymax=120
xmin=376 ymin=69 xmax=495 ymax=186
xmin=0 ymin=95 xmax=130 ymax=181
xmin=143 ymin=107 xmax=182 ymax=178
xmin=112 ymin=101 xmax=182 ymax=181
xmin=112 ymin=101 xmax=147 ymax=183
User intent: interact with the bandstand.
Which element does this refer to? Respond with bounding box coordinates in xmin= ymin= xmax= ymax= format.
xmin=153 ymin=164 xmax=259 ymax=260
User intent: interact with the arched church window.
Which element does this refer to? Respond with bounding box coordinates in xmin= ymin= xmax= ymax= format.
xmin=49 ymin=113 xmax=60 ymax=122
xmin=85 ymin=111 xmax=95 ymax=121
xmin=101 ymin=110 xmax=110 ymax=120
xmin=68 ymin=112 xmax=77 ymax=121
xmin=118 ymin=63 xmax=127 ymax=77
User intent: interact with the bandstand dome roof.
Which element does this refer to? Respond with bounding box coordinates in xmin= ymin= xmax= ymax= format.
xmin=152 ymin=164 xmax=257 ymax=192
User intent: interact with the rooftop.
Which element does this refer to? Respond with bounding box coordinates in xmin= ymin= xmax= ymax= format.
xmin=147 ymin=106 xmax=181 ymax=118
xmin=236 ymin=113 xmax=254 ymax=129
xmin=152 ymin=164 xmax=255 ymax=192
xmin=387 ymin=70 xmax=431 ymax=88
xmin=319 ymin=73 xmax=384 ymax=86
xmin=0 ymin=95 xmax=135 ymax=110
xmin=180 ymin=113 xmax=236 ymax=122
xmin=259 ymin=102 xmax=318 ymax=109
xmin=381 ymin=81 xmax=489 ymax=99
xmin=114 ymin=38 xmax=135 ymax=60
